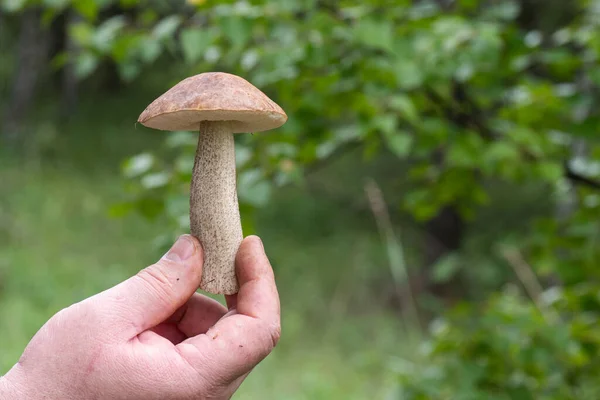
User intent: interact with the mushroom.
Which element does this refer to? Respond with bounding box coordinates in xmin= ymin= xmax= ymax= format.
xmin=137 ymin=72 xmax=287 ymax=294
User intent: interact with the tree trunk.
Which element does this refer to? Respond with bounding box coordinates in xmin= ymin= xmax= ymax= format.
xmin=424 ymin=206 xmax=464 ymax=266
xmin=382 ymin=205 xmax=465 ymax=313
xmin=60 ymin=11 xmax=80 ymax=120
xmin=0 ymin=11 xmax=7 ymax=94
xmin=2 ymin=8 xmax=50 ymax=143
xmin=418 ymin=206 xmax=465 ymax=303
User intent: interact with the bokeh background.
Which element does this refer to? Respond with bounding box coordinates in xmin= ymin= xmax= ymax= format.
xmin=2 ymin=0 xmax=600 ymax=398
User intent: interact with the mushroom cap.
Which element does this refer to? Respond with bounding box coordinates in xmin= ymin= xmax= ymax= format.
xmin=137 ymin=72 xmax=287 ymax=133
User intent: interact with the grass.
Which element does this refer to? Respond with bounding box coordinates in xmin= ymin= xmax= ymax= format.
xmin=0 ymin=109 xmax=411 ymax=398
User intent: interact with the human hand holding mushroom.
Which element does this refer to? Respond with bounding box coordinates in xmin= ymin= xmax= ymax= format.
xmin=138 ymin=72 xmax=287 ymax=294
xmin=0 ymin=235 xmax=281 ymax=399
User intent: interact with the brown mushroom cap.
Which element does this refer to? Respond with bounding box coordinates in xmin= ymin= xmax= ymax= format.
xmin=137 ymin=72 xmax=287 ymax=133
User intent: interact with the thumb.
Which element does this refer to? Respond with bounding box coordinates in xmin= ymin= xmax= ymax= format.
xmin=97 ymin=235 xmax=204 ymax=338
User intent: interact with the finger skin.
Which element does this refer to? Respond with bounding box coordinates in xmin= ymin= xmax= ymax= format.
xmin=231 ymin=236 xmax=279 ymax=322
xmin=148 ymin=323 xmax=187 ymax=345
xmin=94 ymin=235 xmax=205 ymax=339
xmin=225 ymin=294 xmax=237 ymax=310
xmin=173 ymin=293 xmax=228 ymax=338
xmin=140 ymin=287 xmax=228 ymax=345
xmin=177 ymin=236 xmax=281 ymax=381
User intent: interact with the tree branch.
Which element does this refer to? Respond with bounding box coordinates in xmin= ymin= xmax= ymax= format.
xmin=565 ymin=163 xmax=600 ymax=190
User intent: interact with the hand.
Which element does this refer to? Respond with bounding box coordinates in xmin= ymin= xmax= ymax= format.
xmin=0 ymin=235 xmax=281 ymax=399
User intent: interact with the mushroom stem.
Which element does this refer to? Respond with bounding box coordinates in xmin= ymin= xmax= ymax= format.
xmin=191 ymin=121 xmax=242 ymax=294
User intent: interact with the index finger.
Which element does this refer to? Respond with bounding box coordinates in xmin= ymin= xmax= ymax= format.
xmin=177 ymin=236 xmax=281 ymax=381
xmin=231 ymin=236 xmax=280 ymax=322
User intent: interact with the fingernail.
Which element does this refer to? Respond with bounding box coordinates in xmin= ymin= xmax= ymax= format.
xmin=165 ymin=235 xmax=195 ymax=262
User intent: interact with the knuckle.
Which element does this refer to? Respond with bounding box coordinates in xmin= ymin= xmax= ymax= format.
xmin=135 ymin=264 xmax=175 ymax=303
xmin=256 ymin=320 xmax=281 ymax=357
xmin=139 ymin=263 xmax=172 ymax=286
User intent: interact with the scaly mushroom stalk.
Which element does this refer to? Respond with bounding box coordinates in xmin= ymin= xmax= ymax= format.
xmin=191 ymin=121 xmax=242 ymax=294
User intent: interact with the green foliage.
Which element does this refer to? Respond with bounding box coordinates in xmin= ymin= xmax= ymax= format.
xmin=7 ymin=0 xmax=598 ymax=236
xmin=4 ymin=0 xmax=600 ymax=396
xmin=73 ymin=1 xmax=597 ymax=273
xmin=395 ymin=285 xmax=600 ymax=399
xmin=527 ymin=188 xmax=600 ymax=284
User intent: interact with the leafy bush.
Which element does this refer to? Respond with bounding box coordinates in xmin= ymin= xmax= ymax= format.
xmin=393 ymin=285 xmax=600 ymax=399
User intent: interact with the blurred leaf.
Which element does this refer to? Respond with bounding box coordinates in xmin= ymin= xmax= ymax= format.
xmin=50 ymin=52 xmax=69 ymax=69
xmin=535 ymin=161 xmax=563 ymax=182
xmin=390 ymin=95 xmax=419 ymax=124
xmin=175 ymin=156 xmax=194 ymax=175
xmin=139 ymin=37 xmax=162 ymax=63
xmin=483 ymin=1 xmax=520 ymax=21
xmin=41 ymin=7 xmax=60 ymax=25
xmin=123 ymin=153 xmax=154 ymax=178
xmin=180 ymin=27 xmax=214 ymax=64
xmin=241 ymin=49 xmax=259 ymax=70
xmin=165 ymin=194 xmax=189 ymax=218
xmin=220 ymin=16 xmax=251 ymax=48
xmin=394 ymin=60 xmax=424 ymax=90
xmin=165 ymin=131 xmax=198 ymax=149
xmin=119 ymin=62 xmax=141 ymax=82
xmin=235 ymin=145 xmax=252 ymax=166
xmin=242 ymin=180 xmax=271 ymax=207
xmin=315 ymin=139 xmax=338 ymax=160
xmin=447 ymin=134 xmax=483 ymax=168
xmin=73 ymin=0 xmax=99 ymax=21
xmin=432 ymin=253 xmax=461 ymax=283
xmin=74 ymin=52 xmax=99 ymax=79
xmin=385 ymin=131 xmax=414 ymax=158
xmin=70 ymin=21 xmax=94 ymax=46
xmin=135 ymin=197 xmax=165 ymax=220
xmin=141 ymin=172 xmax=171 ymax=189
xmin=374 ymin=115 xmax=396 ymax=135
xmin=93 ymin=16 xmax=126 ymax=52
xmin=111 ymin=33 xmax=143 ymax=62
xmin=1 ymin=0 xmax=27 ymax=12
xmin=153 ymin=15 xmax=181 ymax=40
xmin=166 ymin=131 xmax=197 ymax=148
xmin=238 ymin=169 xmax=271 ymax=207
xmin=354 ymin=18 xmax=394 ymax=52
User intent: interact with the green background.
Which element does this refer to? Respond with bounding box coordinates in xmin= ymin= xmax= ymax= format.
xmin=1 ymin=0 xmax=600 ymax=398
